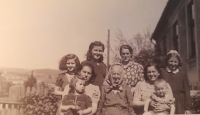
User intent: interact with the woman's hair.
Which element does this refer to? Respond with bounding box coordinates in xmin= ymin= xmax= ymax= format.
xmin=144 ymin=62 xmax=162 ymax=81
xmin=164 ymin=51 xmax=182 ymax=67
xmin=86 ymin=41 xmax=105 ymax=62
xmin=77 ymin=62 xmax=96 ymax=83
xmin=59 ymin=54 xmax=80 ymax=71
xmin=119 ymin=45 xmax=133 ymax=56
xmin=105 ymin=63 xmax=124 ymax=85
xmin=69 ymin=75 xmax=85 ymax=93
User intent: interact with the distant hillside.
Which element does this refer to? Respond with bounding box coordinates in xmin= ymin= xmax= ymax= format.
xmin=0 ymin=67 xmax=60 ymax=82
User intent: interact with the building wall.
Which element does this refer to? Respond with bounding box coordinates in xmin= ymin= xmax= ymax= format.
xmin=154 ymin=0 xmax=200 ymax=89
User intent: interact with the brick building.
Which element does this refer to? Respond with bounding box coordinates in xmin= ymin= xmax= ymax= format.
xmin=151 ymin=0 xmax=200 ymax=89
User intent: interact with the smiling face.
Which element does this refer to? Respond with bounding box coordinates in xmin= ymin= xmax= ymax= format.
xmin=79 ymin=65 xmax=92 ymax=83
xmin=66 ymin=58 xmax=76 ymax=72
xmin=121 ymin=48 xmax=132 ymax=62
xmin=155 ymin=82 xmax=167 ymax=97
xmin=91 ymin=46 xmax=103 ymax=60
xmin=75 ymin=79 xmax=86 ymax=93
xmin=110 ymin=65 xmax=123 ymax=85
xmin=167 ymin=56 xmax=179 ymax=71
xmin=147 ymin=66 xmax=160 ymax=82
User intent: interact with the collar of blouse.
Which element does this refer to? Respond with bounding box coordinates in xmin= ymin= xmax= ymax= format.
xmin=166 ymin=67 xmax=179 ymax=74
xmin=120 ymin=61 xmax=134 ymax=69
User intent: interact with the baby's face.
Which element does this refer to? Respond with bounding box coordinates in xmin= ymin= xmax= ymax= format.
xmin=110 ymin=66 xmax=123 ymax=85
xmin=155 ymin=83 xmax=167 ymax=97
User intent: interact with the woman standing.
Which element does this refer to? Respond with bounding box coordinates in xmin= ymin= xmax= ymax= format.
xmin=160 ymin=50 xmax=191 ymax=114
xmin=82 ymin=41 xmax=107 ymax=88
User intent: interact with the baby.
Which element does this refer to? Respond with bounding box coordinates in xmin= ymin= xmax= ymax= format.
xmin=60 ymin=75 xmax=92 ymax=115
xmin=143 ymin=79 xmax=175 ymax=115
xmin=97 ymin=64 xmax=135 ymax=115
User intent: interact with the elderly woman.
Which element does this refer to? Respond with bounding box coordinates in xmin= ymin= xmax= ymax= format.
xmin=133 ymin=63 xmax=173 ymax=115
xmin=98 ymin=64 xmax=135 ymax=115
xmin=104 ymin=45 xmax=144 ymax=92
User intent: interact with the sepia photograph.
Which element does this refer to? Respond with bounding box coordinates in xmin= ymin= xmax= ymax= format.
xmin=0 ymin=0 xmax=200 ymax=115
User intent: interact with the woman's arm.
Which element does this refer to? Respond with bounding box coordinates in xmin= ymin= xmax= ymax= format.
xmin=170 ymin=104 xmax=175 ymax=115
xmin=88 ymin=103 xmax=98 ymax=115
xmin=53 ymin=86 xmax=64 ymax=95
xmin=133 ymin=83 xmax=145 ymax=107
xmin=144 ymin=98 xmax=151 ymax=112
xmin=78 ymin=107 xmax=92 ymax=115
xmin=60 ymin=105 xmax=75 ymax=111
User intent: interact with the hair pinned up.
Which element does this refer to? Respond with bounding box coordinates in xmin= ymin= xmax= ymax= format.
xmin=167 ymin=50 xmax=180 ymax=57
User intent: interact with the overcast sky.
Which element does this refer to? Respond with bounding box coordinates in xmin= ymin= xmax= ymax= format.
xmin=0 ymin=0 xmax=168 ymax=70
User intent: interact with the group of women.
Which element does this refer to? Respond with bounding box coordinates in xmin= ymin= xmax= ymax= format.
xmin=54 ymin=41 xmax=191 ymax=115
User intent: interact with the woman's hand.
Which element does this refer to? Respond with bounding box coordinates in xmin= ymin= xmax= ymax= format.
xmin=75 ymin=105 xmax=81 ymax=111
xmin=78 ymin=110 xmax=83 ymax=115
xmin=149 ymin=101 xmax=158 ymax=108
xmin=185 ymin=110 xmax=192 ymax=114
xmin=154 ymin=104 xmax=170 ymax=112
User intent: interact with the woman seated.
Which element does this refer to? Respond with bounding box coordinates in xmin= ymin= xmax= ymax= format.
xmin=133 ymin=63 xmax=173 ymax=115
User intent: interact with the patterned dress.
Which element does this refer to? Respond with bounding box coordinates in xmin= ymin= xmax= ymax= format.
xmin=122 ymin=61 xmax=144 ymax=87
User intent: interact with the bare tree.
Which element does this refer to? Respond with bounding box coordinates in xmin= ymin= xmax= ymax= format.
xmin=110 ymin=28 xmax=154 ymax=64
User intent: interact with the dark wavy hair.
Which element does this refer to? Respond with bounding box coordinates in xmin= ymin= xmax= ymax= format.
xmin=86 ymin=41 xmax=105 ymax=62
xmin=119 ymin=45 xmax=133 ymax=56
xmin=164 ymin=53 xmax=182 ymax=67
xmin=59 ymin=54 xmax=80 ymax=72
xmin=77 ymin=62 xmax=96 ymax=83
xmin=144 ymin=62 xmax=162 ymax=81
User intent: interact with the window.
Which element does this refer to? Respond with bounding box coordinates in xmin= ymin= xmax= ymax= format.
xmin=173 ymin=21 xmax=179 ymax=52
xmin=187 ymin=0 xmax=196 ymax=58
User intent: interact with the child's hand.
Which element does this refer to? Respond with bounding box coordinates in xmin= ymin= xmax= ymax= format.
xmin=78 ymin=110 xmax=83 ymax=115
xmin=75 ymin=105 xmax=81 ymax=111
xmin=70 ymin=105 xmax=76 ymax=109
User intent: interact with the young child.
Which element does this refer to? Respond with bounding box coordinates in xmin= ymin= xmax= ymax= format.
xmin=60 ymin=75 xmax=92 ymax=115
xmin=82 ymin=41 xmax=107 ymax=88
xmin=97 ymin=64 xmax=134 ymax=115
xmin=143 ymin=79 xmax=175 ymax=115
xmin=55 ymin=54 xmax=80 ymax=92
